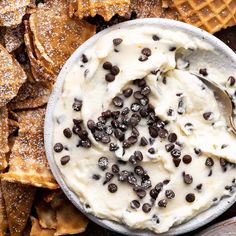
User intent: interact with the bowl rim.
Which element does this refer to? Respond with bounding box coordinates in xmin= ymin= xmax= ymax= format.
xmin=44 ymin=18 xmax=236 ymax=236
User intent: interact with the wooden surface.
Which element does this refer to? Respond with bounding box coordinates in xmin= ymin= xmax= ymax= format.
xmin=80 ymin=26 xmax=236 ymax=236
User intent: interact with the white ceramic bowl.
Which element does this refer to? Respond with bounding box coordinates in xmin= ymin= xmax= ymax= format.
xmin=44 ymin=18 xmax=236 ymax=236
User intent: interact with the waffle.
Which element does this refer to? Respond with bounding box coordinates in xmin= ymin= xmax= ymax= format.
xmin=0 ymin=181 xmax=8 ymax=236
xmin=0 ymin=107 xmax=8 ymax=171
xmin=71 ymin=0 xmax=130 ymax=21
xmin=1 ymin=180 xmax=36 ymax=235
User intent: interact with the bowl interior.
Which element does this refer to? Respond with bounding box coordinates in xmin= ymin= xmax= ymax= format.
xmin=44 ymin=18 xmax=236 ymax=236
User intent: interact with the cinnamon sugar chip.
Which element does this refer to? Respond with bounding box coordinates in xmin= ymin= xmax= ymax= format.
xmin=8 ymin=81 xmax=50 ymax=110
xmin=0 ymin=107 xmax=9 ymax=171
xmin=30 ymin=217 xmax=55 ymax=236
xmin=25 ymin=0 xmax=95 ymax=85
xmin=71 ymin=0 xmax=130 ymax=21
xmin=0 ymin=0 xmax=31 ymax=27
xmin=0 ymin=44 xmax=27 ymax=108
xmin=1 ymin=180 xmax=36 ymax=235
xmin=1 ymin=108 xmax=58 ymax=189
xmin=0 ymin=180 xmax=8 ymax=236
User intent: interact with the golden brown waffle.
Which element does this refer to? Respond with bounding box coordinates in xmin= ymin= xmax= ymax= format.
xmin=0 ymin=107 xmax=8 ymax=171
xmin=0 ymin=181 xmax=8 ymax=236
xmin=71 ymin=0 xmax=130 ymax=21
xmin=1 ymin=108 xmax=58 ymax=189
xmin=1 ymin=180 xmax=36 ymax=235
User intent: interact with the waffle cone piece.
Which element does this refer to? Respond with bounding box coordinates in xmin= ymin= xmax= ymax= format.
xmin=1 ymin=180 xmax=36 ymax=235
xmin=1 ymin=108 xmax=58 ymax=189
xmin=30 ymin=217 xmax=55 ymax=236
xmin=70 ymin=0 xmax=130 ymax=21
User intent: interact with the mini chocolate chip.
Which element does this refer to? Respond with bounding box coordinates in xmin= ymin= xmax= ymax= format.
xmin=133 ymin=91 xmax=144 ymax=100
xmin=136 ymin=188 xmax=146 ymax=199
xmin=101 ymin=135 xmax=111 ymax=144
xmin=119 ymin=123 xmax=128 ymax=132
xmin=186 ymin=193 xmax=195 ymax=202
xmin=140 ymin=137 xmax=148 ymax=146
xmin=221 ymin=144 xmax=228 ymax=149
xmin=134 ymin=166 xmax=145 ymax=176
xmin=208 ymin=169 xmax=213 ymax=176
xmin=182 ymin=155 xmax=192 ymax=164
xmin=111 ymin=111 xmax=120 ymax=119
xmin=168 ymin=133 xmax=177 ymax=143
xmin=108 ymin=183 xmax=117 ymax=193
xmin=61 ymin=155 xmax=70 ymax=165
xmin=127 ymin=175 xmax=137 ymax=185
xmin=103 ymin=172 xmax=114 ymax=185
xmin=105 ymin=73 xmax=115 ymax=82
xmin=134 ymin=151 xmax=143 ymax=161
xmin=169 ymin=46 xmax=176 ymax=51
xmin=152 ymin=214 xmax=160 ymax=224
xmin=111 ymin=119 xmax=120 ymax=128
xmin=141 ymin=179 xmax=152 ymax=189
xmin=92 ymin=174 xmax=101 ymax=180
xmin=136 ymin=79 xmax=146 ymax=87
xmin=148 ymin=148 xmax=155 ymax=154
xmin=183 ymin=173 xmax=193 ymax=184
xmin=80 ymin=139 xmax=91 ymax=148
xmin=149 ymin=126 xmax=158 ymax=138
xmin=199 ymin=68 xmax=208 ymax=76
xmin=205 ymin=157 xmax=214 ymax=167
xmin=152 ymin=35 xmax=160 ymax=41
xmin=150 ymin=188 xmax=159 ymax=199
xmin=141 ymin=85 xmax=151 ymax=95
xmin=129 ymin=116 xmax=140 ymax=127
xmin=140 ymin=107 xmax=149 ymax=117
xmin=127 ymin=136 xmax=138 ymax=145
xmin=130 ymin=200 xmax=140 ymax=209
xmin=132 ymin=127 xmax=140 ymax=137
xmin=111 ymin=164 xmax=119 ymax=174
xmin=112 ymin=96 xmax=124 ymax=107
xmin=163 ymin=179 xmax=170 ymax=185
xmin=111 ymin=66 xmax=120 ymax=76
xmin=72 ymin=99 xmax=82 ymax=111
xmin=63 ymin=128 xmax=72 ymax=138
xmin=142 ymin=203 xmax=152 ymax=213
xmin=139 ymin=96 xmax=149 ymax=106
xmin=203 ymin=112 xmax=213 ymax=120
xmin=155 ymin=182 xmax=163 ymax=193
xmin=220 ymin=158 xmax=228 ymax=167
xmin=173 ymin=158 xmax=181 ymax=167
xmin=129 ymin=155 xmax=137 ymax=165
xmin=171 ymin=149 xmax=181 ymax=158
xmin=131 ymin=103 xmax=140 ymax=112
xmin=158 ymin=129 xmax=168 ymax=139
xmin=121 ymin=107 xmax=130 ymax=116
xmin=82 ymin=54 xmax=88 ymax=63
xmin=102 ymin=110 xmax=112 ymax=119
xmin=54 ymin=143 xmax=63 ymax=153
xmin=228 ymin=76 xmax=236 ymax=86
xmin=109 ymin=143 xmax=119 ymax=151
xmin=165 ymin=143 xmax=175 ymax=152
xmin=162 ymin=77 xmax=167 ymax=84
xmin=141 ymin=48 xmax=152 ymax=57
xmin=114 ymin=129 xmax=125 ymax=141
xmin=194 ymin=148 xmax=202 ymax=155
xmin=103 ymin=61 xmax=112 ymax=70
xmin=113 ymin=38 xmax=123 ymax=46
xmin=123 ymin=88 xmax=133 ymax=97
xmin=158 ymin=199 xmax=167 ymax=208
xmin=225 ymin=186 xmax=232 ymax=191
xmin=167 ymin=108 xmax=174 ymax=116
xmin=98 ymin=157 xmax=109 ymax=171
xmin=165 ymin=190 xmax=175 ymax=199
xmin=196 ymin=184 xmax=202 ymax=190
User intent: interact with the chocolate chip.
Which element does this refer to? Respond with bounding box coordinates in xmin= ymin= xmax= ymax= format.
xmin=169 ymin=46 xmax=176 ymax=51
xmin=111 ymin=66 xmax=120 ymax=76
xmin=196 ymin=184 xmax=202 ymax=191
xmin=98 ymin=157 xmax=109 ymax=171
xmin=205 ymin=157 xmax=214 ymax=167
xmin=141 ymin=179 xmax=152 ymax=189
xmin=228 ymin=76 xmax=236 ymax=86
xmin=132 ymin=151 xmax=142 ymax=162
xmin=111 ymin=164 xmax=119 ymax=174
xmin=102 ymin=110 xmax=112 ymax=119
xmin=155 ymin=182 xmax=163 ymax=193
xmin=114 ymin=129 xmax=125 ymax=141
xmin=165 ymin=143 xmax=175 ymax=152
xmin=141 ymin=48 xmax=152 ymax=57
xmin=130 ymin=200 xmax=140 ymax=209
xmin=203 ymin=112 xmax=213 ymax=120
xmin=163 ymin=179 xmax=170 ymax=185
xmin=183 ymin=173 xmax=193 ymax=184
xmin=109 ymin=143 xmax=119 ymax=152
xmin=168 ymin=133 xmax=177 ymax=143
xmin=142 ymin=203 xmax=152 ymax=213
xmin=221 ymin=144 xmax=228 ymax=149
xmin=127 ymin=136 xmax=138 ymax=145
xmin=152 ymin=35 xmax=160 ymax=41
xmin=131 ymin=103 xmax=140 ymax=112
xmin=173 ymin=158 xmax=181 ymax=167
xmin=149 ymin=126 xmax=158 ymax=138
xmin=140 ymin=137 xmax=148 ymax=146
xmin=139 ymin=96 xmax=149 ymax=106
xmin=72 ymin=99 xmax=82 ymax=111
xmin=165 ymin=190 xmax=175 ymax=199
xmin=129 ymin=116 xmax=140 ymax=127
xmin=158 ymin=199 xmax=167 ymax=208
xmin=61 ymin=155 xmax=70 ymax=165
xmin=186 ymin=193 xmax=195 ymax=202
xmin=139 ymin=107 xmax=148 ymax=118
xmin=167 ymin=108 xmax=174 ymax=116
xmin=82 ymin=54 xmax=88 ymax=63
xmin=101 ymin=135 xmax=111 ymax=144
xmin=150 ymin=188 xmax=159 ymax=199
xmin=171 ymin=149 xmax=181 ymax=158
xmin=80 ymin=139 xmax=91 ymax=148
xmin=105 ymin=73 xmax=115 ymax=82
xmin=113 ymin=38 xmax=123 ymax=46
xmin=63 ymin=128 xmax=72 ymax=138
xmin=152 ymin=214 xmax=160 ymax=224
xmin=177 ymin=98 xmax=185 ymax=115
xmin=92 ymin=174 xmax=101 ymax=180
xmin=108 ymin=183 xmax=117 ymax=193
xmin=158 ymin=129 xmax=168 ymax=139
xmin=133 ymin=91 xmax=144 ymax=100
xmin=54 ymin=143 xmax=63 ymax=153
xmin=112 ymin=96 xmax=124 ymax=107
xmin=131 ymin=127 xmax=139 ymax=137
xmin=129 ymin=155 xmax=137 ymax=165
xmin=103 ymin=61 xmax=112 ymax=70
xmin=139 ymin=55 xmax=148 ymax=61
xmin=136 ymin=188 xmax=146 ymax=199
xmin=199 ymin=68 xmax=208 ymax=76
xmin=127 ymin=174 xmax=137 ymax=185
xmin=141 ymin=85 xmax=151 ymax=96
xmin=121 ymin=107 xmax=130 ymax=116
xmin=103 ymin=172 xmax=114 ymax=185
xmin=194 ymin=148 xmax=202 ymax=156
xmin=148 ymin=148 xmax=155 ymax=154
xmin=220 ymin=158 xmax=228 ymax=167
xmin=208 ymin=169 xmax=213 ymax=176
xmin=182 ymin=155 xmax=192 ymax=164
xmin=134 ymin=166 xmax=144 ymax=176
xmin=123 ymin=88 xmax=133 ymax=97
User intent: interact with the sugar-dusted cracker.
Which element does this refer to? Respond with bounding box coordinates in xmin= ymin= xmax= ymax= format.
xmin=1 ymin=108 xmax=58 ymax=189
xmin=0 ymin=180 xmax=8 ymax=236
xmin=8 ymin=81 xmax=50 ymax=111
xmin=0 ymin=107 xmax=9 ymax=171
xmin=0 ymin=0 xmax=31 ymax=27
xmin=0 ymin=44 xmax=27 ymax=108
xmin=71 ymin=0 xmax=130 ymax=21
xmin=1 ymin=180 xmax=36 ymax=235
xmin=30 ymin=217 xmax=55 ymax=236
xmin=4 ymin=24 xmax=25 ymax=53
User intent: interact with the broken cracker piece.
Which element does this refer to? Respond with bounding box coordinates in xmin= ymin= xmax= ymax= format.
xmin=30 ymin=217 xmax=55 ymax=236
xmin=2 ymin=108 xmax=58 ymax=189
xmin=1 ymin=180 xmax=36 ymax=235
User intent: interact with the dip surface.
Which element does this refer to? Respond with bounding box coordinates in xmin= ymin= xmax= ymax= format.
xmin=52 ymin=25 xmax=236 ymax=233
